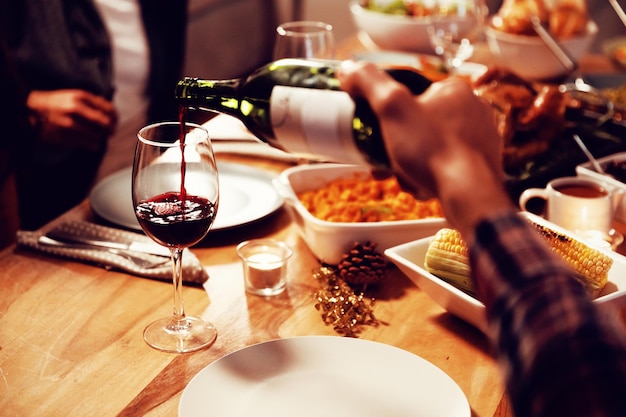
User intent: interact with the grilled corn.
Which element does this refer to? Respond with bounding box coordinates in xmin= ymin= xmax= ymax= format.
xmin=424 ymin=221 xmax=613 ymax=297
xmin=424 ymin=228 xmax=474 ymax=294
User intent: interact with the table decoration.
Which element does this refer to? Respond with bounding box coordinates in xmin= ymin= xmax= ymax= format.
xmin=313 ymin=265 xmax=381 ymax=337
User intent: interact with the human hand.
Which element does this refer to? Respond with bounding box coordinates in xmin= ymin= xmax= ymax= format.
xmin=338 ymin=61 xmax=513 ymax=237
xmin=27 ymin=89 xmax=117 ymax=152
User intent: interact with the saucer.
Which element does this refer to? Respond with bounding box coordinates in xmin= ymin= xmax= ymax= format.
xmin=576 ymin=229 xmax=624 ymax=251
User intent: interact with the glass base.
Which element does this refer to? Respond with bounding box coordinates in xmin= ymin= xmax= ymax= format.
xmin=143 ymin=316 xmax=217 ymax=353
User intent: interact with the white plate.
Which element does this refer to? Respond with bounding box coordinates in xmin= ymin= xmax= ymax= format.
xmin=89 ymin=161 xmax=283 ymax=231
xmin=178 ymin=336 xmax=469 ymax=417
xmin=385 ymin=212 xmax=626 ymax=334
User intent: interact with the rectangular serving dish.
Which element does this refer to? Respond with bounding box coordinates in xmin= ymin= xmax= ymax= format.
xmin=273 ymin=164 xmax=448 ymax=265
xmin=385 ymin=212 xmax=626 ymax=333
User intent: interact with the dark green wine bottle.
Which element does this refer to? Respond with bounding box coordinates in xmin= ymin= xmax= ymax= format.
xmin=175 ymin=58 xmax=432 ymax=168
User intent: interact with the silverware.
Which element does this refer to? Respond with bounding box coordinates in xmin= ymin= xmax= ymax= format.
xmin=530 ymin=15 xmax=617 ymax=129
xmin=530 ymin=15 xmax=578 ymax=74
xmin=38 ymin=236 xmax=170 ymax=269
xmin=572 ymin=133 xmax=605 ymax=174
xmin=530 ymin=16 xmax=615 ymax=176
xmin=609 ymin=0 xmax=626 ymax=28
xmin=45 ymin=228 xmax=171 ymax=257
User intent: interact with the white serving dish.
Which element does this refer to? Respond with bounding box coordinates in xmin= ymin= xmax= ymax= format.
xmin=274 ymin=164 xmax=448 ymax=265
xmin=349 ymin=0 xmax=475 ymax=54
xmin=385 ymin=212 xmax=626 ymax=334
xmin=485 ymin=20 xmax=598 ymax=81
xmin=576 ymin=152 xmax=626 ymax=223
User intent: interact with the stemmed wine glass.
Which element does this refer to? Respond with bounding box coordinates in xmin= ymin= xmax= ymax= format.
xmin=427 ymin=0 xmax=487 ymax=74
xmin=273 ymin=20 xmax=335 ymax=60
xmin=132 ymin=121 xmax=219 ymax=353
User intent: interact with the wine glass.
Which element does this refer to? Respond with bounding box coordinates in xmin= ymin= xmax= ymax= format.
xmin=132 ymin=121 xmax=218 ymax=353
xmin=273 ymin=20 xmax=335 ymax=60
xmin=427 ymin=0 xmax=487 ymax=74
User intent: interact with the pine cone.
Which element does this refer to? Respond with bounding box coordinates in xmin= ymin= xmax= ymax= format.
xmin=337 ymin=241 xmax=388 ymax=286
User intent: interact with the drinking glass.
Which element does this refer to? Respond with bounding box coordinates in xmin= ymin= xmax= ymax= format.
xmin=273 ymin=20 xmax=335 ymax=60
xmin=132 ymin=121 xmax=218 ymax=353
xmin=427 ymin=0 xmax=487 ymax=73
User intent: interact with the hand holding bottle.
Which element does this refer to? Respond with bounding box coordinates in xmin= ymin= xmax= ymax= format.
xmin=337 ymin=60 xmax=513 ymax=238
xmin=26 ymin=89 xmax=117 ymax=152
xmin=175 ymin=59 xmax=431 ymax=168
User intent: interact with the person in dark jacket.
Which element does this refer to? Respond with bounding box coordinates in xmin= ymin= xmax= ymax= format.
xmin=5 ymin=0 xmax=188 ymax=230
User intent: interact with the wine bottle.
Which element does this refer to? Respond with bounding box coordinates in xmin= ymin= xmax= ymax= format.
xmin=175 ymin=58 xmax=432 ymax=168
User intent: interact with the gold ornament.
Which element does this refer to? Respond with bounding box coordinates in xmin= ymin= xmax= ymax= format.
xmin=313 ymin=266 xmax=380 ymax=337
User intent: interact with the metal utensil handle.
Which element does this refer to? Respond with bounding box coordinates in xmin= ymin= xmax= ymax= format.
xmin=38 ymin=236 xmax=168 ymax=269
xmin=609 ymin=0 xmax=626 ymax=28
xmin=529 ymin=15 xmax=578 ymax=73
xmin=572 ymin=133 xmax=605 ymax=174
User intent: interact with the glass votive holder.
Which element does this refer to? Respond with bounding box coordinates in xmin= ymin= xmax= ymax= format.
xmin=236 ymin=239 xmax=293 ymax=296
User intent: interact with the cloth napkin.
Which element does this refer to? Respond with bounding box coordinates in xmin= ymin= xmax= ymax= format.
xmin=17 ymin=221 xmax=208 ymax=285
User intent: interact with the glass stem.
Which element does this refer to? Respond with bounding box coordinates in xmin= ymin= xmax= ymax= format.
xmin=170 ymin=247 xmax=187 ymax=328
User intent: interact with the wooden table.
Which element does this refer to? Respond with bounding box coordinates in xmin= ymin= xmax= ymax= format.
xmin=2 ymin=36 xmax=624 ymax=416
xmin=1 ymin=152 xmax=515 ymax=417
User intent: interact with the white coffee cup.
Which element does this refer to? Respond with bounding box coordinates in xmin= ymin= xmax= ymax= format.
xmin=519 ymin=176 xmax=614 ymax=235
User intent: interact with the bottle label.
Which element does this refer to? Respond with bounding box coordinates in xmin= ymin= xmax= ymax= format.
xmin=270 ymin=86 xmax=368 ymax=165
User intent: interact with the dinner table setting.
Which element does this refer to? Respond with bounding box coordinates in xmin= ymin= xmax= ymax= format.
xmin=3 ymin=1 xmax=626 ymax=415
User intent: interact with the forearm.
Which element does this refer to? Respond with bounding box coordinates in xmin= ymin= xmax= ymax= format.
xmin=470 ymin=213 xmax=626 ymax=417
xmin=430 ymin=144 xmax=514 ymax=243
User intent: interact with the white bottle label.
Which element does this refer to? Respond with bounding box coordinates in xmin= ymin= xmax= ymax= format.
xmin=270 ymin=86 xmax=368 ymax=165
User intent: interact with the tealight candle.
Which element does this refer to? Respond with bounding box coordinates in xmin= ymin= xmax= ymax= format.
xmin=236 ymin=240 xmax=293 ymax=296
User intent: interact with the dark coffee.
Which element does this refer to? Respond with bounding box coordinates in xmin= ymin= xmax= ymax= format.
xmin=554 ymin=182 xmax=608 ymax=198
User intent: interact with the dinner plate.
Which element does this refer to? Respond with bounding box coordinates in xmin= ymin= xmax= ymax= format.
xmin=89 ymin=161 xmax=283 ymax=231
xmin=178 ymin=336 xmax=469 ymax=417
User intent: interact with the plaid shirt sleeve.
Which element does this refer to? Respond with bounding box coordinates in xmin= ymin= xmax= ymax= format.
xmin=469 ymin=211 xmax=626 ymax=417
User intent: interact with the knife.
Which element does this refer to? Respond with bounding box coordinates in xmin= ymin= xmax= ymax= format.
xmin=45 ymin=228 xmax=171 ymax=257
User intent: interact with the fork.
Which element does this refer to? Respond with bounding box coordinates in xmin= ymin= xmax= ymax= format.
xmin=38 ymin=236 xmax=170 ymax=269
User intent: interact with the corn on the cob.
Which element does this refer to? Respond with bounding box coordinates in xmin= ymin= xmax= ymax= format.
xmin=530 ymin=222 xmax=613 ymax=297
xmin=424 ymin=228 xmax=474 ymax=295
xmin=424 ymin=221 xmax=613 ymax=298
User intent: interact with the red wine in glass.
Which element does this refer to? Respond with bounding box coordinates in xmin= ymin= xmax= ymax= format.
xmin=135 ymin=192 xmax=216 ymax=248
xmin=132 ymin=120 xmax=219 ymax=353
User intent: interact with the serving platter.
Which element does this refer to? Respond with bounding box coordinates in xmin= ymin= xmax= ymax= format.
xmin=385 ymin=212 xmax=626 ymax=333
xmin=90 ymin=161 xmax=283 ymax=231
xmin=274 ymin=163 xmax=447 ymax=264
xmin=179 ymin=336 xmax=470 ymax=417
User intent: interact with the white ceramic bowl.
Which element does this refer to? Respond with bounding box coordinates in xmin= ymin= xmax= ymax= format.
xmin=385 ymin=212 xmax=626 ymax=333
xmin=576 ymin=152 xmax=626 ymax=223
xmin=349 ymin=0 xmax=474 ymax=54
xmin=485 ymin=20 xmax=598 ymax=81
xmin=273 ymin=164 xmax=448 ymax=264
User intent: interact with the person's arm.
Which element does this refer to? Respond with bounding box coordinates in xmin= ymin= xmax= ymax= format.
xmin=471 ymin=212 xmax=626 ymax=417
xmin=338 ymin=61 xmax=626 ymax=417
xmin=26 ymin=89 xmax=117 ymax=152
xmin=337 ymin=60 xmax=513 ymax=241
